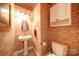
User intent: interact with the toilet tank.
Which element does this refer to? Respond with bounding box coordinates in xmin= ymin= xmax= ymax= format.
xmin=52 ymin=41 xmax=68 ymax=56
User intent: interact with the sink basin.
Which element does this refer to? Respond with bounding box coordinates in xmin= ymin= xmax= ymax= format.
xmin=18 ymin=35 xmax=32 ymax=41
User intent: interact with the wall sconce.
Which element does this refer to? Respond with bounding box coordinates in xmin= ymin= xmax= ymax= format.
xmin=15 ymin=12 xmax=29 ymax=21
xmin=1 ymin=8 xmax=9 ymax=14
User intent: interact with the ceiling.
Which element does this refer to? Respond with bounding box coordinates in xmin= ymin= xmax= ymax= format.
xmin=15 ymin=3 xmax=55 ymax=10
xmin=15 ymin=3 xmax=37 ymax=10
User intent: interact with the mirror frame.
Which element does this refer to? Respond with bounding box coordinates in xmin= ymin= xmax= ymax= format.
xmin=0 ymin=3 xmax=11 ymax=31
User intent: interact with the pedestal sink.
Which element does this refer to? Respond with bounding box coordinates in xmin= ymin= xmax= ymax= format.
xmin=18 ymin=35 xmax=32 ymax=55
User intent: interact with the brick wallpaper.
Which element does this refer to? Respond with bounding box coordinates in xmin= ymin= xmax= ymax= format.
xmin=41 ymin=4 xmax=50 ymax=55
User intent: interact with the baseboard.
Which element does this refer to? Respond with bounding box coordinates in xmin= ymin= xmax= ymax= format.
xmin=13 ymin=49 xmax=24 ymax=56
xmin=13 ymin=46 xmax=39 ymax=56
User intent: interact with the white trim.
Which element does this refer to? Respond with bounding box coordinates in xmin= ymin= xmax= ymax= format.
xmin=13 ymin=46 xmax=39 ymax=56
xmin=13 ymin=49 xmax=24 ymax=56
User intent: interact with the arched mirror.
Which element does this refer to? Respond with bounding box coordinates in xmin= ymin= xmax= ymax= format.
xmin=21 ymin=20 xmax=29 ymax=31
xmin=0 ymin=3 xmax=11 ymax=31
xmin=20 ymin=12 xmax=29 ymax=32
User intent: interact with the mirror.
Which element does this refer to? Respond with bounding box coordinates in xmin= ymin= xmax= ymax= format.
xmin=21 ymin=20 xmax=29 ymax=31
xmin=0 ymin=3 xmax=11 ymax=30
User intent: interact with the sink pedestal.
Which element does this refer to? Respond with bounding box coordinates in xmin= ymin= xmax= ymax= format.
xmin=24 ymin=40 xmax=28 ymax=55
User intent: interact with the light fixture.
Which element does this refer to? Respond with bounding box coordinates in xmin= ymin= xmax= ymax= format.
xmin=15 ymin=11 xmax=29 ymax=25
xmin=1 ymin=8 xmax=9 ymax=14
xmin=15 ymin=11 xmax=29 ymax=21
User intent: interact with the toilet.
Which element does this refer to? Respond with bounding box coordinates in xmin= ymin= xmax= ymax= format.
xmin=47 ymin=41 xmax=68 ymax=56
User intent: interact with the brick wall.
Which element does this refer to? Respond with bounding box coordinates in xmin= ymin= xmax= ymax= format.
xmin=41 ymin=4 xmax=50 ymax=55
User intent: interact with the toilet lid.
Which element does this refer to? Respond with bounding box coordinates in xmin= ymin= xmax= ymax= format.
xmin=52 ymin=41 xmax=68 ymax=56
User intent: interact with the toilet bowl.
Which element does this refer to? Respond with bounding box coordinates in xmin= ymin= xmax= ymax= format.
xmin=47 ymin=41 xmax=68 ymax=56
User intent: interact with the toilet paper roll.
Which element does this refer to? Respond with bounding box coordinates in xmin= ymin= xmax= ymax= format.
xmin=41 ymin=42 xmax=46 ymax=46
